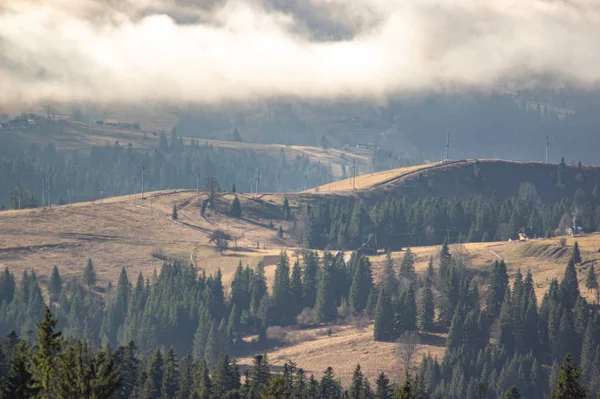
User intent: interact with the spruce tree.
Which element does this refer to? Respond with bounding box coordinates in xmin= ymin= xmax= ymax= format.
xmin=417 ymin=277 xmax=435 ymax=332
xmin=320 ymin=367 xmax=341 ymax=399
xmin=172 ymin=204 xmax=178 ymax=220
xmin=0 ymin=267 xmax=15 ymax=303
xmin=84 ymin=259 xmax=97 ymax=288
xmin=314 ymin=263 xmax=336 ymax=323
xmin=400 ymin=286 xmax=417 ymax=331
xmin=302 ymin=251 xmax=319 ymax=309
xmin=203 ymin=321 xmax=219 ymax=368
xmin=560 ymin=259 xmax=580 ymax=310
xmin=348 ymin=364 xmax=364 ymax=399
xmin=374 ymin=290 xmax=394 ymax=341
xmin=381 ymin=251 xmax=398 ymax=296
xmin=250 ymin=261 xmax=268 ymax=316
xmin=176 ymin=354 xmax=194 ymax=399
xmin=571 ymin=241 xmax=582 ymax=264
xmin=250 ymin=354 xmax=271 ymax=394
xmin=349 ymin=256 xmax=373 ymax=313
xmin=48 ymin=265 xmax=62 ymax=302
xmin=290 ymin=260 xmax=303 ymax=316
xmin=549 ymin=354 xmax=587 ymax=399
xmin=143 ymin=348 xmax=164 ymax=398
xmin=486 ymin=260 xmax=509 ymax=317
xmin=282 ymin=197 xmax=291 ymax=220
xmin=3 ymin=340 xmax=37 ymax=398
xmin=194 ymin=360 xmax=211 ymax=399
xmin=212 ymin=354 xmax=240 ymax=397
xmin=272 ymin=252 xmax=292 ymax=325
xmin=230 ymin=196 xmax=242 ymax=218
xmin=503 ymin=386 xmax=521 ymax=399
xmin=375 ymin=371 xmax=392 ymax=399
xmin=31 ymin=306 xmax=62 ymax=398
xmin=399 ymin=248 xmax=417 ymax=286
xmin=162 ymin=347 xmax=178 ymax=399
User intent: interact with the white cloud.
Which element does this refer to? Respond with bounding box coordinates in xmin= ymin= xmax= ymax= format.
xmin=1 ymin=0 xmax=600 ymax=105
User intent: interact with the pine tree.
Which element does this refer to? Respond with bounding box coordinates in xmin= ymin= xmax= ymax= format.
xmin=176 ymin=354 xmax=194 ymax=399
xmin=272 ymin=252 xmax=292 ymax=325
xmin=314 ymin=263 xmax=336 ymax=323
xmin=172 ymin=204 xmax=178 ymax=220
xmin=349 ymin=255 xmax=373 ymax=313
xmin=250 ymin=260 xmax=268 ymax=316
xmin=572 ymin=241 xmax=582 ymax=264
xmin=0 ymin=267 xmax=15 ymax=303
xmin=212 ymin=354 xmax=240 ymax=397
xmin=400 ymin=286 xmax=417 ymax=331
xmin=426 ymin=256 xmax=435 ymax=284
xmin=348 ymin=364 xmax=364 ymax=399
xmin=585 ymin=263 xmax=598 ymax=303
xmin=3 ymin=340 xmax=37 ymax=398
xmin=162 ymin=347 xmax=178 ymax=399
xmin=560 ymin=259 xmax=580 ymax=310
xmin=282 ymin=197 xmax=292 ymax=220
xmin=194 ymin=360 xmax=211 ymax=399
xmin=31 ymin=306 xmax=63 ymax=398
xmin=381 ymin=251 xmax=398 ymax=296
xmin=204 ymin=321 xmax=219 ymax=368
xmin=486 ymin=260 xmax=509 ymax=317
xmin=549 ymin=354 xmax=587 ymax=399
xmin=374 ymin=290 xmax=394 ymax=341
xmin=290 ymin=260 xmax=303 ymax=316
xmin=375 ymin=372 xmax=392 ymax=399
xmin=399 ymin=248 xmax=417 ymax=286
xmin=48 ymin=265 xmax=62 ymax=302
xmin=320 ymin=367 xmax=341 ymax=399
xmin=397 ymin=376 xmax=415 ymax=399
xmin=250 ymin=354 xmax=271 ymax=394
xmin=143 ymin=348 xmax=164 ymax=398
xmin=302 ymin=251 xmax=319 ymax=309
xmin=84 ymin=259 xmax=97 ymax=288
xmin=417 ymin=277 xmax=435 ymax=332
xmin=230 ymin=196 xmax=242 ymax=218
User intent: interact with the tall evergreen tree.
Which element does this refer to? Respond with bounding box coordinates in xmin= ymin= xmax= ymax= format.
xmin=560 ymin=259 xmax=580 ymax=310
xmin=417 ymin=277 xmax=435 ymax=332
xmin=172 ymin=204 xmax=178 ymax=220
xmin=272 ymin=252 xmax=292 ymax=325
xmin=31 ymin=306 xmax=63 ymax=398
xmin=48 ymin=265 xmax=62 ymax=302
xmin=585 ymin=263 xmax=598 ymax=303
xmin=162 ymin=347 xmax=178 ymax=399
xmin=3 ymin=340 xmax=37 ymax=398
xmin=194 ymin=360 xmax=211 ymax=399
xmin=0 ymin=267 xmax=16 ymax=303
xmin=229 ymin=196 xmax=242 ymax=218
xmin=250 ymin=354 xmax=271 ymax=395
xmin=250 ymin=261 xmax=268 ymax=316
xmin=348 ymin=364 xmax=364 ymax=399
xmin=374 ymin=290 xmax=394 ymax=342
xmin=143 ymin=348 xmax=164 ymax=399
xmin=84 ymin=259 xmax=97 ymax=288
xmin=571 ymin=241 xmax=582 ymax=264
xmin=375 ymin=372 xmax=392 ymax=399
xmin=349 ymin=256 xmax=373 ymax=313
xmin=549 ymin=354 xmax=587 ymax=399
xmin=302 ymin=251 xmax=319 ymax=309
xmin=381 ymin=251 xmax=398 ymax=296
xmin=320 ymin=367 xmax=341 ymax=399
xmin=314 ymin=263 xmax=336 ymax=323
xmin=290 ymin=260 xmax=303 ymax=316
xmin=399 ymin=248 xmax=417 ymax=286
xmin=486 ymin=260 xmax=509 ymax=317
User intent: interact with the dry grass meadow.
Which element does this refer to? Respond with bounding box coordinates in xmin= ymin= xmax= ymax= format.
xmin=2 ymin=185 xmax=599 ymax=384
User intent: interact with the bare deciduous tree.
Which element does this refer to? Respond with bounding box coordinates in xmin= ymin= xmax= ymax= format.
xmin=396 ymin=331 xmax=419 ymax=375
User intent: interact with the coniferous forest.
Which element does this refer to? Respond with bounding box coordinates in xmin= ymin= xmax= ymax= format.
xmin=0 ymin=240 xmax=598 ymax=398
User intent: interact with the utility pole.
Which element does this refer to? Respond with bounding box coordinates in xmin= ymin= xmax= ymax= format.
xmin=256 ymin=169 xmax=260 ymax=197
xmin=353 ymin=158 xmax=356 ymax=190
xmin=545 ymin=135 xmax=550 ymax=163
xmin=42 ymin=175 xmax=46 ymax=209
xmin=277 ymin=173 xmax=281 ymax=193
xmin=141 ymin=166 xmax=145 ymax=199
xmin=445 ymin=133 xmax=450 ymax=160
xmin=48 ymin=178 xmax=51 ymax=209
xmin=17 ymin=177 xmax=21 ymax=210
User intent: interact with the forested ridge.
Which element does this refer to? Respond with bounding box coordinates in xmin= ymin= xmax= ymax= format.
xmin=1 ymin=239 xmax=599 ymax=397
xmin=0 ymin=131 xmax=333 ymax=209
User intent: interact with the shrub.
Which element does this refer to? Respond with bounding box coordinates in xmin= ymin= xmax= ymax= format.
xmin=559 ymin=238 xmax=567 ymax=247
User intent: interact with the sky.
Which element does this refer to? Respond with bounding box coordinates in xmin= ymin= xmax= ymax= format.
xmin=1 ymin=0 xmax=600 ymax=106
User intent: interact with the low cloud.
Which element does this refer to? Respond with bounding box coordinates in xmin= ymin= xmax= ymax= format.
xmin=1 ymin=0 xmax=600 ymax=105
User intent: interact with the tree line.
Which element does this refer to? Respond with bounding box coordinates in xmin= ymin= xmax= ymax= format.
xmin=297 ymin=193 xmax=598 ymax=250
xmin=0 ymin=132 xmax=333 ymax=209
